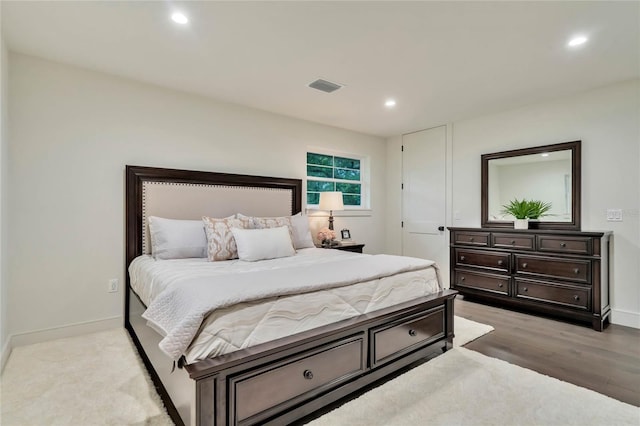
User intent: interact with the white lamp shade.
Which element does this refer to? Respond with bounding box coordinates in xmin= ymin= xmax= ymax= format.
xmin=319 ymin=192 xmax=344 ymax=211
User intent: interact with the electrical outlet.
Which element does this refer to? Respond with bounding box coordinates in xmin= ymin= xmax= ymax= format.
xmin=108 ymin=278 xmax=119 ymax=293
xmin=606 ymin=209 xmax=623 ymax=222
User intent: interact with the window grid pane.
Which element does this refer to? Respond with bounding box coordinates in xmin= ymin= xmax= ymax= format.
xmin=307 ymin=165 xmax=334 ymax=179
xmin=307 ymin=153 xmax=334 ymax=166
xmin=334 ymin=157 xmax=360 ymax=170
xmin=307 ymin=180 xmax=336 ymax=192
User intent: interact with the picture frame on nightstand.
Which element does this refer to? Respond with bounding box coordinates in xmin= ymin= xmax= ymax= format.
xmin=341 ymin=229 xmax=351 ymax=240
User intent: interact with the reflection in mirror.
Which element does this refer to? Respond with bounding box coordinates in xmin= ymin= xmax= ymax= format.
xmin=481 ymin=140 xmax=581 ymax=230
xmin=488 ymin=150 xmax=572 ymax=222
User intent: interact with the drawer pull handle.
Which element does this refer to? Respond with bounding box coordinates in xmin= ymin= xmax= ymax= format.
xmin=408 ymin=329 xmax=417 ymax=337
xmin=574 ymin=295 xmax=580 ymax=301
xmin=574 ymin=268 xmax=580 ymax=274
xmin=523 ymin=287 xmax=528 ymax=292
xmin=303 ymin=370 xmax=314 ymax=380
xmin=560 ymin=242 xmax=567 ymax=247
xmin=511 ymin=240 xmax=516 ymax=245
xmin=497 ymin=260 xmax=503 ymax=266
xmin=498 ymin=283 xmax=504 ymax=288
xmin=460 ymin=276 xmax=466 ymax=281
xmin=522 ymin=263 xmax=528 ymax=268
xmin=470 ymin=237 xmax=475 ymax=242
xmin=460 ymin=256 xmax=466 ymax=261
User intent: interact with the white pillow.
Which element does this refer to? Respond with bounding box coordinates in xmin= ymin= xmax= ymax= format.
xmin=148 ymin=216 xmax=207 ymax=259
xmin=231 ymin=226 xmax=295 ymax=262
xmin=290 ymin=213 xmax=315 ymax=249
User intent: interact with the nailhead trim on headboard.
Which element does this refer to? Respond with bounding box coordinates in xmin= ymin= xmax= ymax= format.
xmin=141 ymin=181 xmax=293 ymax=254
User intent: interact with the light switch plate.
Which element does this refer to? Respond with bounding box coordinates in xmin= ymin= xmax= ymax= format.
xmin=606 ymin=209 xmax=623 ymax=221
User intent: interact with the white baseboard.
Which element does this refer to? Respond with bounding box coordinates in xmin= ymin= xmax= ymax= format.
xmin=610 ymin=308 xmax=640 ymax=329
xmin=7 ymin=315 xmax=123 ymax=354
xmin=1 ymin=336 xmax=11 ymax=374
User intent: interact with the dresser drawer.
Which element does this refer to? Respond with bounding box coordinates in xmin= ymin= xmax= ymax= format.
xmin=492 ymin=233 xmax=535 ymax=250
xmin=454 ymin=270 xmax=509 ymax=296
xmin=515 ymin=255 xmax=590 ymax=283
xmin=515 ymin=279 xmax=590 ymax=310
xmin=537 ymin=235 xmax=592 ymax=255
xmin=233 ymin=336 xmax=365 ymax=422
xmin=455 ymin=249 xmax=510 ymax=272
xmin=371 ymin=307 xmax=444 ymax=366
xmin=453 ymin=231 xmax=490 ymax=247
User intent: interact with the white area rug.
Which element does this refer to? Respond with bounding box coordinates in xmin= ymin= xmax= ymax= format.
xmin=309 ymin=349 xmax=640 ymax=426
xmin=3 ymin=316 xmax=635 ymax=426
xmin=1 ymin=328 xmax=173 ymax=426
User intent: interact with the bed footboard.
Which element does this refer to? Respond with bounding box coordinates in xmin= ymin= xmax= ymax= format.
xmin=127 ymin=289 xmax=456 ymax=426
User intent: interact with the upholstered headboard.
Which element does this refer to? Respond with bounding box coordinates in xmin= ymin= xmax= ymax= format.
xmin=125 ymin=166 xmax=302 ymax=266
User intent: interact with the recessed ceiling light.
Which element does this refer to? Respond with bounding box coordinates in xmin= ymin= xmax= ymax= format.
xmin=567 ymin=36 xmax=588 ymax=47
xmin=385 ymin=99 xmax=397 ymax=108
xmin=171 ymin=12 xmax=189 ymax=24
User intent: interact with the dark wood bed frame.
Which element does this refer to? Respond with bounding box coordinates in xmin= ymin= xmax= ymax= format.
xmin=125 ymin=165 xmax=457 ymax=426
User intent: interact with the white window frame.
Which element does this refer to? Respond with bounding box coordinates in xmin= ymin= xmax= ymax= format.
xmin=305 ymin=148 xmax=370 ymax=210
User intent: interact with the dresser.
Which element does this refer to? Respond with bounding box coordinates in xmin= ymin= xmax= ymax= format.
xmin=448 ymin=227 xmax=611 ymax=331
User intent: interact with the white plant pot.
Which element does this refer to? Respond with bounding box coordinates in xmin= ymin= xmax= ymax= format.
xmin=514 ymin=219 xmax=529 ymax=230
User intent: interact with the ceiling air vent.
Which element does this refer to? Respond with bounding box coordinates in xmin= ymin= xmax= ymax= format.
xmin=308 ymin=79 xmax=343 ymax=93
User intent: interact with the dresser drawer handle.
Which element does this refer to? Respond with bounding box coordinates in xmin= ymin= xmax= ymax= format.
xmin=497 ymin=260 xmax=504 ymax=266
xmin=522 ymin=263 xmax=528 ymax=268
xmin=560 ymin=242 xmax=567 ymax=247
xmin=460 ymin=256 xmax=466 ymax=261
xmin=511 ymin=240 xmax=516 ymax=245
xmin=460 ymin=276 xmax=466 ymax=281
xmin=574 ymin=268 xmax=580 ymax=274
xmin=303 ymin=370 xmax=314 ymax=380
xmin=498 ymin=283 xmax=504 ymax=288
xmin=523 ymin=287 xmax=528 ymax=292
xmin=469 ymin=237 xmax=475 ymax=242
xmin=573 ymin=295 xmax=580 ymax=301
xmin=408 ymin=329 xmax=417 ymax=337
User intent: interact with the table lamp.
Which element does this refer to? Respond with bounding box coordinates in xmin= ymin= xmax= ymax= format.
xmin=319 ymin=191 xmax=344 ymax=230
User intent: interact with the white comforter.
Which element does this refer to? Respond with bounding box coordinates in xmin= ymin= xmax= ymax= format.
xmin=135 ymin=251 xmax=436 ymax=360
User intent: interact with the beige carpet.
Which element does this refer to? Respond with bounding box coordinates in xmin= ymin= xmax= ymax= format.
xmin=5 ymin=316 xmax=634 ymax=426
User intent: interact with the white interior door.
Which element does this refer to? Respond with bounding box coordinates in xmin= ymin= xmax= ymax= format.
xmin=402 ymin=126 xmax=447 ymax=270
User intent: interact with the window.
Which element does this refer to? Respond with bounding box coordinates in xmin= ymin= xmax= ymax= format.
xmin=306 ymin=151 xmax=366 ymax=208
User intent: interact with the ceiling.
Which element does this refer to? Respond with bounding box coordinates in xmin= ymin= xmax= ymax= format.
xmin=2 ymin=1 xmax=639 ymax=137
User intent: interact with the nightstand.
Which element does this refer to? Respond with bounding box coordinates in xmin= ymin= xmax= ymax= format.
xmin=332 ymin=243 xmax=365 ymax=254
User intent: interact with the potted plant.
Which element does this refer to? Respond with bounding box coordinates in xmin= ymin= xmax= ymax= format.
xmin=501 ymin=198 xmax=531 ymax=229
xmin=501 ymin=199 xmax=552 ymax=229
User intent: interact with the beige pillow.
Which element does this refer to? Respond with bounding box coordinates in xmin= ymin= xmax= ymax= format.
xmin=202 ymin=216 xmax=251 ymax=261
xmin=250 ymin=216 xmax=294 ymax=238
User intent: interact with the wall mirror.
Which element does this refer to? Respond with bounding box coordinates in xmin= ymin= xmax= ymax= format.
xmin=481 ymin=140 xmax=581 ymax=230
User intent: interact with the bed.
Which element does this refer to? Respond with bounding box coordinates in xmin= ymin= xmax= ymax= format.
xmin=125 ymin=165 xmax=457 ymax=426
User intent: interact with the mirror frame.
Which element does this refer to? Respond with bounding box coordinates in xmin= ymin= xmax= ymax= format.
xmin=481 ymin=140 xmax=581 ymax=230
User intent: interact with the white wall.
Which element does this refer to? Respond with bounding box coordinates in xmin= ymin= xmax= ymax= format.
xmin=1 ymin=15 xmax=10 ymax=367
xmin=432 ymin=79 xmax=639 ymax=327
xmin=7 ymin=53 xmax=386 ymax=341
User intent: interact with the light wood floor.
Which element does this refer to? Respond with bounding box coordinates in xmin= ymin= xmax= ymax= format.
xmin=456 ymin=297 xmax=640 ymax=407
